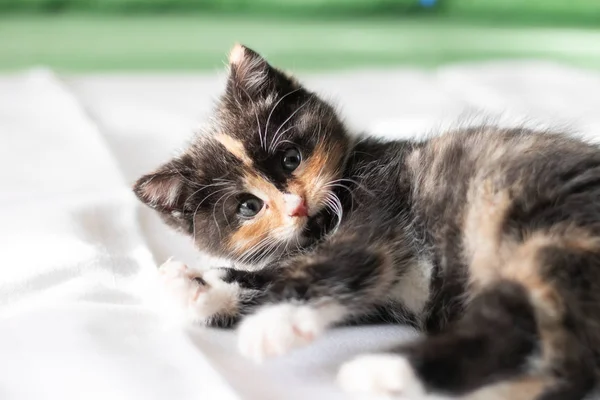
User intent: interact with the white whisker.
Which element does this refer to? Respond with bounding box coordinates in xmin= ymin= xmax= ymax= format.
xmin=191 ymin=186 xmax=233 ymax=239
xmin=323 ymin=192 xmax=343 ymax=233
xmin=221 ymin=191 xmax=238 ymax=227
xmin=264 ymin=88 xmax=302 ymax=148
xmin=237 ymin=227 xmax=289 ymax=264
xmin=255 ymin=108 xmax=265 ymax=150
xmin=267 ymin=125 xmax=297 ymax=153
xmin=183 ymin=181 xmax=231 ymax=209
xmin=211 ymin=189 xmax=238 ymax=239
xmin=238 ymin=233 xmax=278 ymax=264
xmin=269 ymin=99 xmax=310 ymax=153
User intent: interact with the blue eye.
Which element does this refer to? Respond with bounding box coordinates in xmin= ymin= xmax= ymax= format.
xmin=238 ymin=195 xmax=264 ymax=218
xmin=282 ymin=147 xmax=301 ymax=172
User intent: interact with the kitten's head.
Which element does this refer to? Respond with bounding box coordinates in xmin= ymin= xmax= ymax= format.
xmin=134 ymin=44 xmax=350 ymax=264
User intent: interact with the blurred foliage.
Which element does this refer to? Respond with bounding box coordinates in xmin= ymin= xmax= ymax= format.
xmin=0 ymin=0 xmax=419 ymax=14
xmin=0 ymin=0 xmax=598 ymax=25
xmin=2 ymin=14 xmax=600 ymax=72
xmin=441 ymin=0 xmax=600 ymax=25
xmin=1 ymin=0 xmax=599 ymax=72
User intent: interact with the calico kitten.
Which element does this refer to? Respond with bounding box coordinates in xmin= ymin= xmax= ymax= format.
xmin=134 ymin=44 xmax=600 ymax=399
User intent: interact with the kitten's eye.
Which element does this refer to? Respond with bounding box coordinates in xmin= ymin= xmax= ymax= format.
xmin=237 ymin=195 xmax=264 ymax=218
xmin=282 ymin=147 xmax=301 ymax=172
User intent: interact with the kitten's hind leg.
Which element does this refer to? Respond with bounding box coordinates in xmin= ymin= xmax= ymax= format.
xmin=339 ymin=280 xmax=543 ymax=399
xmin=339 ymin=234 xmax=600 ymax=400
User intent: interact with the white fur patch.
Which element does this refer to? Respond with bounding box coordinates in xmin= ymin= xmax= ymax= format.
xmin=229 ymin=43 xmax=246 ymax=65
xmin=390 ymin=257 xmax=434 ymax=315
xmin=282 ymin=193 xmax=304 ymax=216
xmin=337 ymin=354 xmax=426 ymax=398
xmin=238 ymin=302 xmax=346 ymax=362
xmin=157 ymin=260 xmax=240 ymax=325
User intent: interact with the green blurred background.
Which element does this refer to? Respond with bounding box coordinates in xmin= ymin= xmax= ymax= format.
xmin=1 ymin=0 xmax=600 ymax=72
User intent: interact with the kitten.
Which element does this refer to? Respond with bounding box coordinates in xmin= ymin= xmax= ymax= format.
xmin=134 ymin=44 xmax=600 ymax=399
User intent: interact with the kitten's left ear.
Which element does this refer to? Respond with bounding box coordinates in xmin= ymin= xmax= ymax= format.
xmin=226 ymin=44 xmax=296 ymax=100
xmin=133 ymin=161 xmax=189 ymax=214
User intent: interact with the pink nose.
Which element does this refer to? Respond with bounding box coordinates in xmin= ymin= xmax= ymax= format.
xmin=289 ymin=202 xmax=308 ymax=217
xmin=283 ymin=194 xmax=309 ymax=217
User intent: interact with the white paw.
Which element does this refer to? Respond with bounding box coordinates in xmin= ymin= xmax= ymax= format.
xmin=158 ymin=260 xmax=239 ymax=324
xmin=337 ymin=354 xmax=426 ymax=399
xmin=238 ymin=302 xmax=344 ymax=362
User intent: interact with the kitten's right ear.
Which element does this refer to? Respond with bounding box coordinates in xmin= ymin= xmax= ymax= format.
xmin=226 ymin=44 xmax=271 ymax=98
xmin=133 ymin=163 xmax=187 ymax=214
xmin=226 ymin=43 xmax=296 ymax=101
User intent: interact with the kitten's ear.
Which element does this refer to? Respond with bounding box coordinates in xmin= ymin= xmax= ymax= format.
xmin=133 ymin=162 xmax=188 ymax=214
xmin=226 ymin=44 xmax=295 ymax=100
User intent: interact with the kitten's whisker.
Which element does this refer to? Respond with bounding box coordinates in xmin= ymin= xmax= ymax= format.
xmin=293 ymin=228 xmax=303 ymax=254
xmin=173 ymin=169 xmax=202 ymax=188
xmin=182 ymin=182 xmax=231 ymax=209
xmin=269 ymin=99 xmax=310 ymax=153
xmin=326 ymin=178 xmax=375 ymax=196
xmin=236 ymin=86 xmax=267 ymax=150
xmin=267 ymin=125 xmax=297 ymax=153
xmin=238 ymin=227 xmax=289 ymax=264
xmin=264 ymin=241 xmax=284 ymax=263
xmin=243 ymin=239 xmax=277 ymax=264
xmin=325 ymin=182 xmax=358 ymax=213
xmin=323 ymin=192 xmax=343 ymax=232
xmin=275 ymin=139 xmax=298 ymax=148
xmin=261 ymin=234 xmax=287 ymax=263
xmin=190 ymin=186 xmax=233 ymax=239
xmin=314 ymin=163 xmax=328 ymax=185
xmin=256 ymin=241 xmax=277 ymax=263
xmin=315 ymin=120 xmax=322 ymax=142
xmin=187 ymin=186 xmax=231 ymax=210
xmin=323 ymin=183 xmax=352 ymax=191
xmin=255 ymin=106 xmax=265 ymax=150
xmin=264 ymin=88 xmax=302 ymax=149
xmin=211 ymin=189 xmax=238 ymax=239
xmin=238 ymin=234 xmax=277 ymax=264
xmin=221 ymin=191 xmax=238 ymax=228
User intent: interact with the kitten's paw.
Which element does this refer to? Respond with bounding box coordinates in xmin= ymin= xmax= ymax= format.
xmin=237 ymin=303 xmax=335 ymax=362
xmin=159 ymin=260 xmax=204 ymax=307
xmin=158 ymin=260 xmax=239 ymax=324
xmin=337 ymin=354 xmax=426 ymax=399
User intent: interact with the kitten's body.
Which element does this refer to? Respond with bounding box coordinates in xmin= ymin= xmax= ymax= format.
xmin=135 ymin=45 xmax=600 ymax=399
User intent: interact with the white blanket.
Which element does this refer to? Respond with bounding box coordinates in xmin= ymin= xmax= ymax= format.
xmin=2 ymin=63 xmax=600 ymax=400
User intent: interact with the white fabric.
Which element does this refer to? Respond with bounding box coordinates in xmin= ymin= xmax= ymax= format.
xmin=1 ymin=63 xmax=600 ymax=399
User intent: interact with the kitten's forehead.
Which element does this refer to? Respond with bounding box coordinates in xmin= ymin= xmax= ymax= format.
xmin=214 ymin=133 xmax=253 ymax=167
xmin=188 ymin=136 xmax=247 ymax=182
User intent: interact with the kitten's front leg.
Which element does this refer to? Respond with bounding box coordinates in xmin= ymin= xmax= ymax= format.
xmin=237 ymin=240 xmax=395 ymax=361
xmin=158 ymin=260 xmax=269 ymax=327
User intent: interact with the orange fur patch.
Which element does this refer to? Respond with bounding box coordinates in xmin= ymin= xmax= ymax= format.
xmin=227 ymin=141 xmax=344 ymax=258
xmin=288 ymin=141 xmax=343 ymax=211
xmin=214 ymin=134 xmax=252 ymax=166
xmin=466 ymin=375 xmax=547 ymax=400
xmin=466 ymin=216 xmax=600 ymax=369
xmin=502 ymin=234 xmax=564 ymax=319
xmin=228 ymin=172 xmax=285 ymax=256
xmin=464 ymin=182 xmax=516 ymax=287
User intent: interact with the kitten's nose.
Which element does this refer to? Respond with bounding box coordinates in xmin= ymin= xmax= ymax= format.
xmin=283 ymin=194 xmax=308 ymax=218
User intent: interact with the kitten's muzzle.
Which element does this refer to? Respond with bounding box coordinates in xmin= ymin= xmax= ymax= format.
xmin=283 ymin=193 xmax=309 ymax=218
